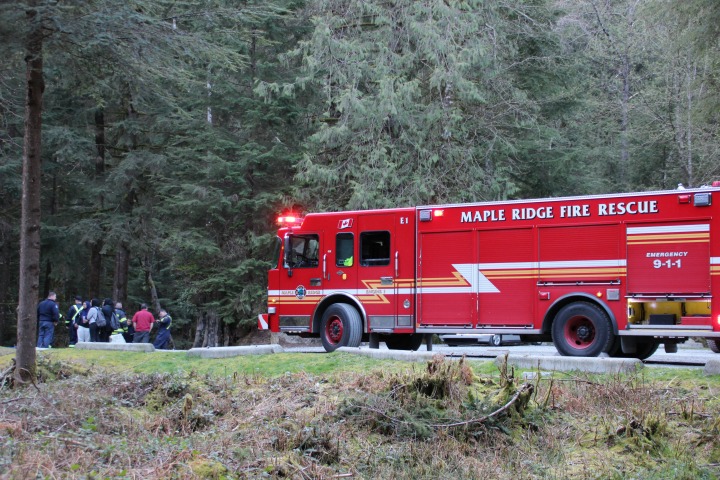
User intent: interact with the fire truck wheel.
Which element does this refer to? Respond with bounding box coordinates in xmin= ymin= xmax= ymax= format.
xmin=552 ymin=302 xmax=612 ymax=357
xmin=320 ymin=304 xmax=362 ymax=352
xmin=384 ymin=334 xmax=424 ymax=351
xmin=707 ymin=339 xmax=720 ymax=354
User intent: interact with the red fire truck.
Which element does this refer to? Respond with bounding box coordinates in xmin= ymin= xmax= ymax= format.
xmin=259 ymin=186 xmax=720 ymax=358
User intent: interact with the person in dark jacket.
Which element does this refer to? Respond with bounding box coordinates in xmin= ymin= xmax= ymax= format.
xmin=100 ymin=298 xmax=114 ymax=342
xmin=37 ymin=291 xmax=60 ymax=348
xmin=113 ymin=302 xmax=134 ymax=343
xmin=152 ymin=309 xmax=173 ymax=350
xmin=66 ymin=296 xmax=83 ymax=347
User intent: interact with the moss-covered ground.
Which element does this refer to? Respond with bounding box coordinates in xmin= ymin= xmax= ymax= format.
xmin=0 ymin=349 xmax=718 ymax=479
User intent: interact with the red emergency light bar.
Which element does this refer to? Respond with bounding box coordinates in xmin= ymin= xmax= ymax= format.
xmin=277 ymin=215 xmax=303 ymax=226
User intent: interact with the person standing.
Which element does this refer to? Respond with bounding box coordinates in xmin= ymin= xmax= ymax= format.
xmin=132 ymin=303 xmax=155 ymax=343
xmin=66 ymin=296 xmax=83 ymax=347
xmin=77 ymin=300 xmax=92 ymax=343
xmin=152 ymin=309 xmax=173 ymax=350
xmin=100 ymin=298 xmax=114 ymax=342
xmin=86 ymin=298 xmax=103 ymax=342
xmin=36 ymin=291 xmax=60 ymax=348
xmin=113 ymin=302 xmax=130 ymax=340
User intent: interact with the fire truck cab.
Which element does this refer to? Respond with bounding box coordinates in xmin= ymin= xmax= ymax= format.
xmin=261 ymin=186 xmax=720 ymax=358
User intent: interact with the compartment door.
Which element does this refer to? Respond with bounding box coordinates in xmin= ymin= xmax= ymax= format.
xmin=418 ymin=231 xmax=475 ymax=327
xmin=477 ymin=228 xmax=535 ymax=327
xmin=627 ymin=222 xmax=710 ymax=295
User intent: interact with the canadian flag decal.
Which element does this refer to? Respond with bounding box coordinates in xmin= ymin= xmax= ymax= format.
xmin=338 ymin=218 xmax=353 ymax=229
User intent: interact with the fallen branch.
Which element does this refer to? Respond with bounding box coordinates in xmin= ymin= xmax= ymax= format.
xmin=0 ymin=359 xmax=16 ymax=389
xmin=431 ymin=383 xmax=534 ymax=429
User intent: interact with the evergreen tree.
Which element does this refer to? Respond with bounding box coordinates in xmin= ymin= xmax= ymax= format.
xmin=263 ymin=0 xmax=562 ymax=210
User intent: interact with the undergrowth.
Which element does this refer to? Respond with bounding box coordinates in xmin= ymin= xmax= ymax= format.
xmin=0 ymin=353 xmax=718 ymax=479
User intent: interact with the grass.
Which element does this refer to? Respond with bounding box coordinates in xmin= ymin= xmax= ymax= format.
xmin=1 ymin=349 xmax=719 ymax=479
xmin=29 ymin=349 xmax=402 ymax=377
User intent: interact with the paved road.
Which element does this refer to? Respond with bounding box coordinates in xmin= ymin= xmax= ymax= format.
xmin=283 ymin=341 xmax=718 ymax=366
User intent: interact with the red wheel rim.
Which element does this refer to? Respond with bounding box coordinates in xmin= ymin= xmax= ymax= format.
xmin=563 ymin=314 xmax=595 ymax=349
xmin=325 ymin=315 xmax=344 ymax=344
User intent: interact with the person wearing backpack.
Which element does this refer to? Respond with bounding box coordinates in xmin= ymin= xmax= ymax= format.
xmin=86 ymin=298 xmax=105 ymax=342
xmin=100 ymin=298 xmax=114 ymax=342
xmin=112 ymin=302 xmax=131 ymax=340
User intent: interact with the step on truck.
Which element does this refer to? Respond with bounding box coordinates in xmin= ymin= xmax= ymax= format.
xmin=259 ymin=185 xmax=720 ymax=358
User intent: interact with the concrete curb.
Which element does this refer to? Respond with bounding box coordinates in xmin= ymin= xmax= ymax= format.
xmin=74 ymin=342 xmax=155 ymax=352
xmin=496 ymin=354 xmax=643 ymax=374
xmin=186 ymin=345 xmax=284 ymax=358
xmin=337 ymin=347 xmax=439 ymax=362
xmin=703 ymin=358 xmax=720 ymax=376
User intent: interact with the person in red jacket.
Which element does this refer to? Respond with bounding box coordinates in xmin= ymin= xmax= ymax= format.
xmin=132 ymin=303 xmax=155 ymax=343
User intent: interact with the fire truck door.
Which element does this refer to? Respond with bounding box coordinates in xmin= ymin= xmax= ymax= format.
xmin=356 ymin=214 xmax=404 ymax=331
xmin=323 ymin=219 xmax=358 ymax=301
xmin=279 ymin=232 xmax=322 ymax=333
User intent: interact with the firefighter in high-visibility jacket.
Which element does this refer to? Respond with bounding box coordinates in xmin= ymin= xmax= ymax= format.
xmin=66 ymin=296 xmax=84 ymax=347
xmin=153 ymin=309 xmax=173 ymax=350
xmin=112 ymin=303 xmax=127 ymax=335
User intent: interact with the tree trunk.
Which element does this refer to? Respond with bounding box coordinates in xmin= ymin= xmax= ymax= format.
xmin=88 ymin=242 xmax=102 ymax=299
xmin=223 ymin=323 xmax=230 ymax=347
xmin=94 ymin=108 xmax=105 ymax=175
xmin=87 ymin=105 xmax=106 ymax=299
xmin=143 ymin=254 xmax=161 ymax=313
xmin=112 ymin=243 xmax=129 ymax=305
xmin=201 ymin=310 xmax=220 ymax=348
xmin=16 ymin=2 xmax=45 ymax=384
xmin=0 ymin=234 xmax=13 ymax=346
xmin=193 ymin=313 xmax=206 ymax=348
xmin=41 ymin=259 xmax=51 ymax=300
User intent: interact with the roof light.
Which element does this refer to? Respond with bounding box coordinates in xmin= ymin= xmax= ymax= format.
xmin=433 ymin=209 xmax=445 ymax=217
xmin=277 ymin=215 xmax=303 ymax=226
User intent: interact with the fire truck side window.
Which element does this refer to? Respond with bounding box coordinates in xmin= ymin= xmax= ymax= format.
xmin=336 ymin=233 xmax=354 ymax=267
xmin=360 ymin=231 xmax=390 ymax=266
xmin=287 ymin=234 xmax=319 ymax=268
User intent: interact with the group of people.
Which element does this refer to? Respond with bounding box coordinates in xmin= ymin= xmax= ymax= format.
xmin=37 ymin=291 xmax=173 ymax=350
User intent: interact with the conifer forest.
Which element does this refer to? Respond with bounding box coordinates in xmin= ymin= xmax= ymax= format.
xmin=1 ymin=0 xmax=719 ymax=348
